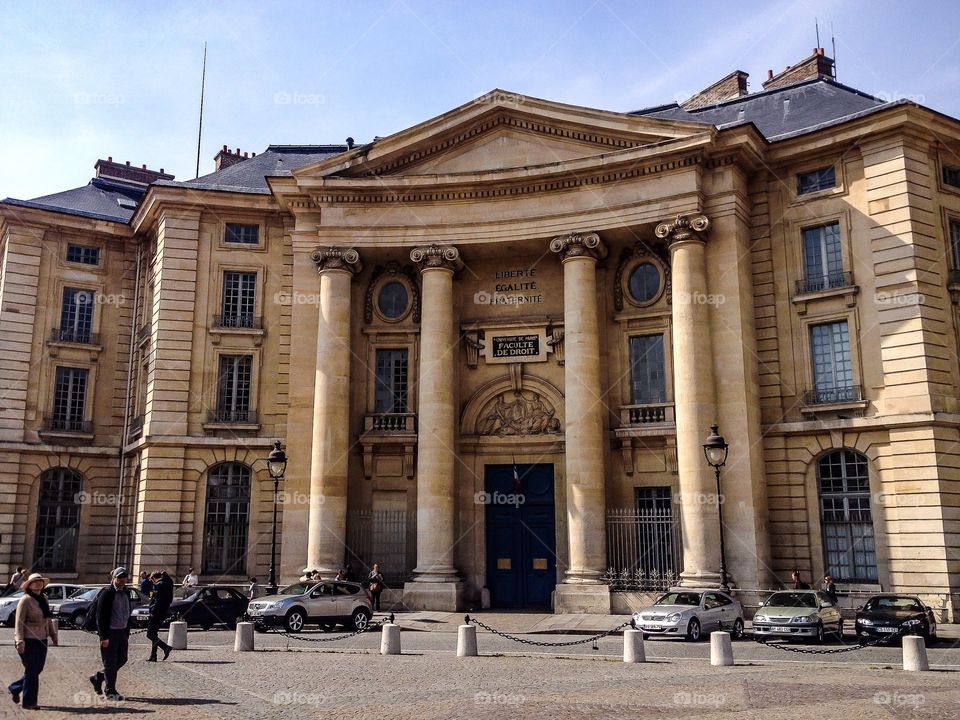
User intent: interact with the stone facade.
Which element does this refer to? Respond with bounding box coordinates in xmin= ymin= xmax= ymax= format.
xmin=3 ymin=60 xmax=960 ymax=617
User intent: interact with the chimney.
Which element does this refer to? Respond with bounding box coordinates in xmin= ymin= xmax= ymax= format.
xmin=346 ymin=136 xmax=355 ymax=150
xmin=94 ymin=158 xmax=174 ymax=185
xmin=214 ymin=145 xmax=252 ymax=171
xmin=762 ymin=48 xmax=835 ymax=91
xmin=681 ymin=70 xmax=750 ymax=110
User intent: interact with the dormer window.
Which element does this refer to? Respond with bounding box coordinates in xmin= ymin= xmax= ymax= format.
xmin=797 ymin=166 xmax=836 ymax=195
xmin=66 ymin=244 xmax=100 ymax=266
xmin=224 ymin=223 xmax=259 ymax=244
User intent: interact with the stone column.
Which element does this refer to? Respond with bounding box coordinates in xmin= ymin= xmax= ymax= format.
xmin=306 ymin=247 xmax=362 ymax=575
xmin=404 ymin=244 xmax=464 ymax=610
xmin=550 ymin=232 xmax=611 ymax=614
xmin=655 ymin=214 xmax=722 ymax=587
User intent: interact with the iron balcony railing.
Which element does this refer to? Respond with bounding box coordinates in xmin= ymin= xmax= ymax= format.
xmin=620 ymin=403 xmax=675 ymax=426
xmin=128 ymin=415 xmax=144 ymax=439
xmin=949 ymin=269 xmax=960 ymax=286
xmin=43 ymin=416 xmax=93 ymax=434
xmin=802 ymin=384 xmax=862 ymax=405
xmin=213 ymin=314 xmax=261 ymax=330
xmin=207 ymin=408 xmax=258 ymax=424
xmin=51 ymin=327 xmax=99 ymax=345
xmin=795 ymin=271 xmax=853 ymax=295
xmin=363 ymin=413 xmax=416 ymax=432
xmin=137 ymin=322 xmax=151 ymax=343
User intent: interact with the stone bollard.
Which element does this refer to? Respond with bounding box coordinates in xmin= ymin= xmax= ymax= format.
xmin=168 ymin=621 xmax=188 ymax=650
xmin=902 ymin=635 xmax=929 ymax=671
xmin=234 ymin=622 xmax=254 ymax=652
xmin=710 ymin=631 xmax=734 ymax=666
xmin=381 ymin=623 xmax=401 ymax=655
xmin=457 ymin=624 xmax=478 ymax=657
xmin=623 ymin=628 xmax=645 ymax=663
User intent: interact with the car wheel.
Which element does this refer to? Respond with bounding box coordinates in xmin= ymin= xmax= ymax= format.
xmin=284 ymin=608 xmax=307 ymax=633
xmin=814 ymin=622 xmax=825 ymax=644
xmin=2 ymin=614 xmax=13 ymax=628
xmin=731 ymin=618 xmax=744 ymax=640
xmin=686 ymin=618 xmax=701 ymax=642
xmin=352 ymin=608 xmax=372 ymax=631
xmin=72 ymin=610 xmax=86 ymax=629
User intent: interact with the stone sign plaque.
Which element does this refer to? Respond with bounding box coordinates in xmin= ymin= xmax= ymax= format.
xmin=482 ymin=329 xmax=549 ymax=363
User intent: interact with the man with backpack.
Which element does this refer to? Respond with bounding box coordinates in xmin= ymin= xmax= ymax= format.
xmin=88 ymin=568 xmax=132 ymax=701
xmin=146 ymin=571 xmax=173 ymax=662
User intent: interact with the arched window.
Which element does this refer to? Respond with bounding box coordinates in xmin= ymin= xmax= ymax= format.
xmin=817 ymin=449 xmax=877 ymax=582
xmin=34 ymin=468 xmax=82 ymax=571
xmin=202 ymin=463 xmax=251 ymax=575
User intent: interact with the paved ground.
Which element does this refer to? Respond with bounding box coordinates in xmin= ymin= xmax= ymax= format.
xmin=1 ymin=614 xmax=959 ymax=718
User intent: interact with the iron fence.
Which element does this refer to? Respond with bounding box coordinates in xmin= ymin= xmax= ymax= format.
xmin=604 ymin=506 xmax=682 ymax=591
xmin=345 ymin=510 xmax=416 ymax=587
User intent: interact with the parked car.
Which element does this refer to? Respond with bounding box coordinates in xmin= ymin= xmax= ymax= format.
xmin=52 ymin=586 xmax=146 ymax=629
xmin=246 ymin=580 xmax=373 ymax=633
xmin=752 ymin=590 xmax=842 ymax=643
xmin=855 ymin=595 xmax=937 ymax=641
xmin=131 ymin=585 xmax=248 ymax=630
xmin=632 ymin=589 xmax=744 ymax=641
xmin=0 ymin=583 xmax=88 ymax=626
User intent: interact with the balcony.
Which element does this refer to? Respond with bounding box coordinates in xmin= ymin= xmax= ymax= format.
xmin=620 ymin=403 xmax=675 ymax=427
xmin=47 ymin=328 xmax=103 ymax=359
xmin=360 ymin=412 xmax=417 ymax=479
xmin=40 ymin=416 xmax=94 ymax=440
xmin=128 ymin=415 xmax=144 ymax=440
xmin=207 ymin=408 xmax=258 ymax=424
xmin=800 ymin=385 xmax=868 ymax=417
xmin=137 ymin=322 xmax=151 ymax=347
xmin=363 ymin=413 xmax=416 ymax=433
xmin=210 ymin=314 xmax=265 ymax=345
xmin=792 ymin=272 xmax=858 ymax=314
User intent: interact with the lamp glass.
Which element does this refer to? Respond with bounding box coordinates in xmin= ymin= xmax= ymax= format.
xmin=704 ymin=445 xmax=728 ymax=467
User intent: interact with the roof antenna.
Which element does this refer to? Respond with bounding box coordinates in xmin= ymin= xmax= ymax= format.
xmin=195 ymin=42 xmax=207 ymax=179
xmin=831 ymin=22 xmax=837 ymax=80
xmin=815 ymin=17 xmax=820 ymax=50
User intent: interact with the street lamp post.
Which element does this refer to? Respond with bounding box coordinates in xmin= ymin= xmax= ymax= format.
xmin=702 ymin=424 xmax=730 ymax=592
xmin=265 ymin=440 xmax=287 ymax=596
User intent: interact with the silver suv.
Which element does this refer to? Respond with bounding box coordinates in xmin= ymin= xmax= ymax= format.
xmin=246 ymin=580 xmax=373 ymax=633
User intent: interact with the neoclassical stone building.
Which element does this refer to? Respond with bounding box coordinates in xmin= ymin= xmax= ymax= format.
xmin=2 ymin=49 xmax=960 ymax=615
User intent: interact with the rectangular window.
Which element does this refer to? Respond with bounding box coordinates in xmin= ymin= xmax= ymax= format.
xmin=220 ymin=271 xmax=257 ymax=327
xmin=944 ymin=165 xmax=960 ymax=188
xmin=66 ymin=244 xmax=100 ymax=265
xmin=374 ymin=349 xmax=408 ymax=413
xmin=797 ymin=166 xmax=836 ymax=194
xmin=52 ymin=367 xmax=88 ymax=431
xmin=59 ymin=288 xmax=94 ymax=343
xmin=216 ymin=355 xmax=253 ymax=422
xmin=802 ymin=222 xmax=845 ymax=292
xmin=629 ymin=334 xmax=666 ymax=405
xmin=809 ymin=321 xmax=854 ymax=403
xmin=950 ymin=219 xmax=960 ymax=277
xmin=224 ymin=223 xmax=259 ymax=244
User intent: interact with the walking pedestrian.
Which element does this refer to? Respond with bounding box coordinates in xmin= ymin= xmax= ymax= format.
xmin=138 ymin=571 xmax=152 ymax=596
xmin=367 ymin=563 xmax=385 ymax=612
xmin=181 ymin=568 xmax=198 ymax=590
xmin=89 ymin=567 xmax=133 ymax=701
xmin=146 ymin=571 xmax=173 ymax=662
xmin=247 ymin=578 xmax=259 ymax=600
xmin=9 ymin=567 xmax=25 ymax=592
xmin=8 ymin=573 xmax=58 ymax=710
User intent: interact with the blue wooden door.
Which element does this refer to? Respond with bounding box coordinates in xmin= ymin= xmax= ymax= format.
xmin=485 ymin=464 xmax=556 ymax=608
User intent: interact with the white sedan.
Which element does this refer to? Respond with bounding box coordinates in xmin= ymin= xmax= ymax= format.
xmin=0 ymin=583 xmax=89 ymax=626
xmin=632 ymin=588 xmax=744 ymax=641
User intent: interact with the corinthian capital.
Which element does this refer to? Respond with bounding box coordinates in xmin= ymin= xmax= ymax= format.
xmin=654 ymin=214 xmax=710 ymax=246
xmin=549 ymin=232 xmax=607 ymax=261
xmin=410 ymin=244 xmax=463 ymax=272
xmin=312 ymin=246 xmax=362 ymax=275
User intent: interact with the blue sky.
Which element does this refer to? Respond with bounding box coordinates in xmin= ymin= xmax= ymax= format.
xmin=2 ymin=0 xmax=958 ymax=200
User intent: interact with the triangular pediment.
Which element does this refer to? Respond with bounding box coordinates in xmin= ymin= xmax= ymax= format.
xmin=290 ymin=89 xmax=712 ymax=181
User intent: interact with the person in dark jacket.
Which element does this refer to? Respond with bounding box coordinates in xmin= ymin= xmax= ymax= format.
xmin=138 ymin=571 xmax=152 ymax=596
xmin=89 ymin=568 xmax=132 ymax=701
xmin=146 ymin=571 xmax=173 ymax=662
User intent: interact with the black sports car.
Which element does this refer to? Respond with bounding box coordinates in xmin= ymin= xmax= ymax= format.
xmin=131 ymin=586 xmax=249 ymax=630
xmin=855 ymin=595 xmax=937 ymax=641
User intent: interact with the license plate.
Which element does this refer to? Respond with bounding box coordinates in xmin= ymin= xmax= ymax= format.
xmin=771 ymin=626 xmax=792 ymax=632
xmin=249 ymin=610 xmax=263 ymax=616
xmin=645 ymin=625 xmax=662 ymax=631
xmin=877 ymin=626 xmax=896 ymax=633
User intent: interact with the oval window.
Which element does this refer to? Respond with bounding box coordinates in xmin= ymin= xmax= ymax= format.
xmin=377 ymin=281 xmax=409 ymax=320
xmin=628 ymin=263 xmax=661 ymax=304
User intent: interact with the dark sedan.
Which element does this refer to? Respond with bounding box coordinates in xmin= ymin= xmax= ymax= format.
xmin=131 ymin=585 xmax=248 ymax=630
xmin=855 ymin=595 xmax=937 ymax=641
xmin=53 ymin=586 xmax=146 ymax=629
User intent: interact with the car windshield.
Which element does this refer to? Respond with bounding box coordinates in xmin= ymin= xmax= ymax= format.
xmin=74 ymin=588 xmax=101 ymax=601
xmin=279 ymin=582 xmax=311 ymax=596
xmin=654 ymin=592 xmax=701 ymax=607
xmin=864 ymin=597 xmax=923 ymax=612
xmin=765 ymin=592 xmax=816 ymax=608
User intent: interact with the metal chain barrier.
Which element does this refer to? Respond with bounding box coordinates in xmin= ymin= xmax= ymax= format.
xmin=756 ymin=626 xmax=907 ymax=654
xmin=465 ymin=615 xmax=632 ymax=648
xmin=274 ymin=613 xmax=393 ymax=644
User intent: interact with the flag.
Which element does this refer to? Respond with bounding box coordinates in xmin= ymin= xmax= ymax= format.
xmin=513 ymin=461 xmax=521 ymax=495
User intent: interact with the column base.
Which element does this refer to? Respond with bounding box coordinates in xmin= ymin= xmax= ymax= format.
xmin=553 ymin=583 xmax=611 ymax=614
xmin=402 ymin=580 xmax=464 ymax=611
xmin=679 ymin=570 xmax=726 ymax=589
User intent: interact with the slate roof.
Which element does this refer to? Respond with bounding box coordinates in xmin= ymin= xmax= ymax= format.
xmin=633 ymin=78 xmax=890 ymax=141
xmin=2 ymin=177 xmax=147 ymax=223
xmin=155 ymin=144 xmax=349 ymax=194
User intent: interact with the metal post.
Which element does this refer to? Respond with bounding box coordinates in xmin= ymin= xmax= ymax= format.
xmin=267 ymin=475 xmax=280 ymax=596
xmin=715 ymin=464 xmax=729 ymax=592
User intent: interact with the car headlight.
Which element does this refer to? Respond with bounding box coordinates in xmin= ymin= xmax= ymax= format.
xmin=792 ymin=615 xmax=816 ymax=623
xmin=753 ymin=614 xmax=768 ymax=623
xmin=902 ymin=619 xmax=922 ymax=627
xmin=667 ymin=613 xmax=682 ymax=623
xmin=858 ymin=618 xmax=874 ymax=626
xmin=262 ymin=601 xmax=283 ymax=610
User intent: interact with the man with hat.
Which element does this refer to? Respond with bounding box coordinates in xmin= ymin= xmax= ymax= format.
xmin=89 ymin=567 xmax=132 ymax=701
